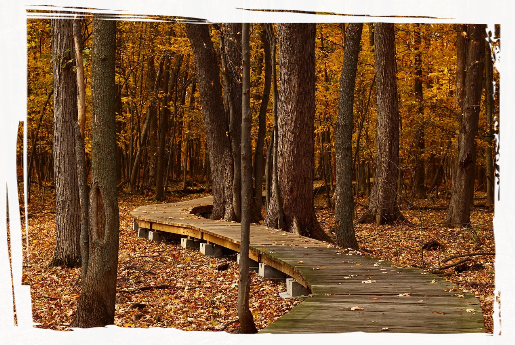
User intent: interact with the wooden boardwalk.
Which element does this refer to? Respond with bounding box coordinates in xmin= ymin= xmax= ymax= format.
xmin=130 ymin=196 xmax=485 ymax=334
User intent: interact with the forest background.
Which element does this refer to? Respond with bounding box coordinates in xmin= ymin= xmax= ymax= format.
xmin=2 ymin=0 xmax=513 ymax=342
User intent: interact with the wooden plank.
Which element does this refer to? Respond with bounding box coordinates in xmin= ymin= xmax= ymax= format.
xmin=131 ymin=199 xmax=486 ymax=334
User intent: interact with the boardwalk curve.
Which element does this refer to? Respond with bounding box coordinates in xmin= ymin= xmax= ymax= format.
xmin=130 ymin=196 xmax=485 ymax=334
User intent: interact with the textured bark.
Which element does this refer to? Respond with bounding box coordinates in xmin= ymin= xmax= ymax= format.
xmin=238 ymin=23 xmax=258 ymax=334
xmin=50 ymin=18 xmax=81 ymax=268
xmin=186 ymin=24 xmax=235 ymax=220
xmin=0 ymin=2 xmax=21 ymax=214
xmin=264 ymin=23 xmax=331 ymax=242
xmin=334 ymin=23 xmax=362 ymax=249
xmin=221 ymin=23 xmax=243 ymax=221
xmin=445 ymin=24 xmax=485 ymax=227
xmin=73 ymin=17 xmax=119 ymax=327
xmin=358 ymin=23 xmax=405 ymax=225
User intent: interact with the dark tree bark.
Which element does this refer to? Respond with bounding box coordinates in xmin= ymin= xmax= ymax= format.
xmin=0 ymin=2 xmax=21 ymax=214
xmin=220 ymin=23 xmax=243 ymax=221
xmin=264 ymin=23 xmax=331 ymax=242
xmin=73 ymin=17 xmax=119 ymax=327
xmin=186 ymin=24 xmax=235 ymax=220
xmin=334 ymin=23 xmax=363 ymax=249
xmin=49 ymin=17 xmax=81 ymax=268
xmin=445 ymin=24 xmax=486 ymax=227
xmin=238 ymin=23 xmax=258 ymax=334
xmin=358 ymin=23 xmax=405 ymax=225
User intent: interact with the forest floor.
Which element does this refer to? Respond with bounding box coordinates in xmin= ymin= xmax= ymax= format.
xmin=23 ymin=183 xmax=495 ymax=333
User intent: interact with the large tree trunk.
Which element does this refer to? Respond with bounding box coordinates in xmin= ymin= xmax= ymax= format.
xmin=334 ymin=23 xmax=363 ymax=249
xmin=186 ymin=23 xmax=235 ymax=220
xmin=220 ymin=23 xmax=243 ymax=221
xmin=358 ymin=23 xmax=405 ymax=225
xmin=264 ymin=23 xmax=331 ymax=242
xmin=73 ymin=17 xmax=119 ymax=327
xmin=49 ymin=17 xmax=81 ymax=268
xmin=0 ymin=2 xmax=21 ymax=214
xmin=445 ymin=24 xmax=485 ymax=227
xmin=484 ymin=37 xmax=495 ymax=208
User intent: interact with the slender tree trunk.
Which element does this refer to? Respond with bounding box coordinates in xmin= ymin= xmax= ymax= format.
xmin=154 ymin=56 xmax=170 ymax=200
xmin=73 ymin=17 xmax=119 ymax=327
xmin=334 ymin=23 xmax=362 ymax=249
xmin=445 ymin=24 xmax=485 ymax=227
xmin=264 ymin=23 xmax=331 ymax=242
xmin=186 ymin=23 xmax=235 ymax=220
xmin=0 ymin=2 xmax=21 ymax=214
xmin=28 ymin=89 xmax=53 ymax=203
xmin=358 ymin=23 xmax=405 ymax=225
xmin=50 ymin=17 xmax=81 ymax=268
xmin=238 ymin=23 xmax=258 ymax=334
xmin=252 ymin=23 xmax=272 ymax=220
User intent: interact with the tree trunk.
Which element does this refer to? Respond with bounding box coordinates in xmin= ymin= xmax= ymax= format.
xmin=186 ymin=23 xmax=235 ymax=220
xmin=221 ymin=23 xmax=243 ymax=222
xmin=49 ymin=17 xmax=81 ymax=268
xmin=73 ymin=17 xmax=119 ymax=328
xmin=154 ymin=56 xmax=170 ymax=201
xmin=252 ymin=23 xmax=272 ymax=220
xmin=334 ymin=23 xmax=362 ymax=249
xmin=264 ymin=23 xmax=331 ymax=242
xmin=445 ymin=24 xmax=485 ymax=227
xmin=0 ymin=2 xmax=21 ymax=214
xmin=358 ymin=23 xmax=405 ymax=225
xmin=238 ymin=23 xmax=258 ymax=334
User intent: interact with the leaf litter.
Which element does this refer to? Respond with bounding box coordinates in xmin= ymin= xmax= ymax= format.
xmin=26 ymin=190 xmax=301 ymax=332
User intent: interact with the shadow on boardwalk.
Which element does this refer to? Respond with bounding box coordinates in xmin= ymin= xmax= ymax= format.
xmin=131 ymin=196 xmax=485 ymax=334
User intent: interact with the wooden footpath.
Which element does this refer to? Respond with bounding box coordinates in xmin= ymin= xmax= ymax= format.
xmin=130 ymin=196 xmax=485 ymax=334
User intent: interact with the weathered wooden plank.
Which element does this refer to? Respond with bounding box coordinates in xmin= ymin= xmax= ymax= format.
xmin=131 ymin=198 xmax=486 ymax=334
